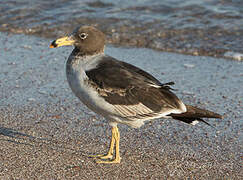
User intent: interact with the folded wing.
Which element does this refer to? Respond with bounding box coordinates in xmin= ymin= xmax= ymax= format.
xmin=85 ymin=56 xmax=186 ymax=121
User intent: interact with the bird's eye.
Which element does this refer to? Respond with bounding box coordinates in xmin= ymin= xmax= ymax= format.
xmin=79 ymin=33 xmax=88 ymax=40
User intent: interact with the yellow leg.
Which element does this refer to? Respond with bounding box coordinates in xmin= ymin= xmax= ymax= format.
xmin=89 ymin=129 xmax=115 ymax=160
xmin=96 ymin=127 xmax=121 ymax=164
xmin=99 ymin=133 xmax=115 ymax=159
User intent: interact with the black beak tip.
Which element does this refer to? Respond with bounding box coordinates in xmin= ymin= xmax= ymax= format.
xmin=50 ymin=40 xmax=57 ymax=48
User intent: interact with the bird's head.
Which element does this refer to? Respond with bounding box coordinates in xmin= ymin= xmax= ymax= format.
xmin=50 ymin=26 xmax=106 ymax=55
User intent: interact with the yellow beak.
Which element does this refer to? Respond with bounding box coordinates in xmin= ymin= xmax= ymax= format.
xmin=50 ymin=36 xmax=75 ymax=48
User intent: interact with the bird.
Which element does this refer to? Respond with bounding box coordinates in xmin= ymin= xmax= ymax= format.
xmin=50 ymin=26 xmax=222 ymax=164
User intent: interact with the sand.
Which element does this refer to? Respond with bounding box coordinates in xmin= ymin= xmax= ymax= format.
xmin=0 ymin=32 xmax=242 ymax=179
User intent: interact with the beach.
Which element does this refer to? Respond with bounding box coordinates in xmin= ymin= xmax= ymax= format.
xmin=0 ymin=32 xmax=242 ymax=179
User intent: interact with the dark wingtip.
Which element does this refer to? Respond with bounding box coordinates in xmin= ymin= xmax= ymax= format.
xmin=212 ymin=112 xmax=223 ymax=119
xmin=198 ymin=118 xmax=214 ymax=127
xmin=50 ymin=40 xmax=57 ymax=48
xmin=161 ymin=81 xmax=176 ymax=90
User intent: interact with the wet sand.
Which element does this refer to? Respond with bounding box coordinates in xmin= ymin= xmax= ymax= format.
xmin=1 ymin=0 xmax=243 ymax=60
xmin=0 ymin=32 xmax=242 ymax=179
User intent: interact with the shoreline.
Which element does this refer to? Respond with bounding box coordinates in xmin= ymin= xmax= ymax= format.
xmin=1 ymin=27 xmax=242 ymax=61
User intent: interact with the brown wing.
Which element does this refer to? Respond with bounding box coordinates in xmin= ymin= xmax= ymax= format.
xmin=85 ymin=56 xmax=186 ymax=119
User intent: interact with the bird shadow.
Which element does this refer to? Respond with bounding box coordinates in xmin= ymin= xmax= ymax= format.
xmin=0 ymin=126 xmax=46 ymax=146
xmin=0 ymin=126 xmax=34 ymax=139
xmin=0 ymin=126 xmax=88 ymax=158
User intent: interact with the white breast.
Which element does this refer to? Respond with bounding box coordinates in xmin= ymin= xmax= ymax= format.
xmin=66 ymin=54 xmax=115 ymax=117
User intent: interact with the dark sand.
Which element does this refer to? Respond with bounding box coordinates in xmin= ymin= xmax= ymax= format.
xmin=0 ymin=32 xmax=242 ymax=179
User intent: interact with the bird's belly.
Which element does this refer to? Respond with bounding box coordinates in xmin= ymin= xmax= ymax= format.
xmin=66 ymin=69 xmax=115 ymax=116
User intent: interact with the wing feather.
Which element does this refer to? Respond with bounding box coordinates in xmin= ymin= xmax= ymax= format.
xmin=85 ymin=56 xmax=186 ymax=121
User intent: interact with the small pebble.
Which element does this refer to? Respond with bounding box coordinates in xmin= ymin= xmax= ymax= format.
xmin=28 ymin=98 xmax=36 ymax=102
xmin=182 ymin=91 xmax=194 ymax=95
xmin=183 ymin=64 xmax=195 ymax=68
xmin=22 ymin=45 xmax=32 ymax=50
xmin=38 ymin=90 xmax=48 ymax=95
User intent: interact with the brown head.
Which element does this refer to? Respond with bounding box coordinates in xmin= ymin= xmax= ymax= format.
xmin=50 ymin=26 xmax=106 ymax=55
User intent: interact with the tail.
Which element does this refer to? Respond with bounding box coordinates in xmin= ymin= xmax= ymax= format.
xmin=170 ymin=105 xmax=223 ymax=126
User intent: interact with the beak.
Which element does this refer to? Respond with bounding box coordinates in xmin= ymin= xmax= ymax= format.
xmin=50 ymin=35 xmax=75 ymax=48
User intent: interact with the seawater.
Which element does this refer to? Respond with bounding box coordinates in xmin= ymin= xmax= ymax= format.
xmin=0 ymin=0 xmax=242 ymax=59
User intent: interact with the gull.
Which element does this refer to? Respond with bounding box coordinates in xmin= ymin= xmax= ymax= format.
xmin=50 ymin=26 xmax=222 ymax=163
